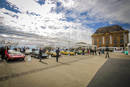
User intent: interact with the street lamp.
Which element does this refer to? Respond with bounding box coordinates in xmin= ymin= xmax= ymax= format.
xmin=123 ymin=31 xmax=126 ymax=51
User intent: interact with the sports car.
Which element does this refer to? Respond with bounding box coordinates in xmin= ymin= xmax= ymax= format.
xmin=5 ymin=50 xmax=25 ymax=61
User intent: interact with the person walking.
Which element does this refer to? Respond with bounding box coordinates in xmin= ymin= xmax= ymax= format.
xmin=0 ymin=47 xmax=1 ymax=58
xmin=82 ymin=48 xmax=85 ymax=55
xmin=56 ymin=48 xmax=60 ymax=62
xmin=90 ymin=49 xmax=92 ymax=55
xmin=98 ymin=49 xmax=101 ymax=56
xmin=94 ymin=49 xmax=97 ymax=55
xmin=39 ymin=48 xmax=43 ymax=62
xmin=1 ymin=46 xmax=5 ymax=60
xmin=103 ymin=49 xmax=105 ymax=54
xmin=105 ymin=47 xmax=110 ymax=58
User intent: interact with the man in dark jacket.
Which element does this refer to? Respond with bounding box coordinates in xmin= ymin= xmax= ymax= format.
xmin=105 ymin=47 xmax=110 ymax=58
xmin=56 ymin=48 xmax=60 ymax=62
xmin=39 ymin=48 xmax=43 ymax=62
xmin=82 ymin=49 xmax=85 ymax=55
xmin=1 ymin=46 xmax=5 ymax=60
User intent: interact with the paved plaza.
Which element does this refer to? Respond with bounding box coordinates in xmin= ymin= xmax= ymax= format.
xmin=0 ymin=53 xmax=130 ymax=87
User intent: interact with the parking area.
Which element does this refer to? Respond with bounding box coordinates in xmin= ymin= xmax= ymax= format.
xmin=0 ymin=53 xmax=130 ymax=87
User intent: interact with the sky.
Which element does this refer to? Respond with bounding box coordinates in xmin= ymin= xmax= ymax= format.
xmin=0 ymin=0 xmax=130 ymax=47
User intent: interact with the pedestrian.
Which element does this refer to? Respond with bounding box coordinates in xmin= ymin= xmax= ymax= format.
xmin=94 ymin=49 xmax=97 ymax=55
xmin=105 ymin=47 xmax=110 ymax=58
xmin=56 ymin=48 xmax=60 ymax=62
xmin=90 ymin=49 xmax=93 ymax=55
xmin=98 ymin=49 xmax=101 ymax=56
xmin=0 ymin=47 xmax=2 ymax=60
xmin=1 ymin=46 xmax=5 ymax=60
xmin=82 ymin=48 xmax=85 ymax=55
xmin=103 ymin=49 xmax=105 ymax=54
xmin=39 ymin=48 xmax=43 ymax=62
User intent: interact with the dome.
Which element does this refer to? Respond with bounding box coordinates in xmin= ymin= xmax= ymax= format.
xmin=95 ymin=25 xmax=124 ymax=34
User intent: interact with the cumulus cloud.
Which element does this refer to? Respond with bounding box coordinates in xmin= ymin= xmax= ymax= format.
xmin=2 ymin=0 xmax=129 ymax=47
xmin=65 ymin=0 xmax=130 ymax=23
xmin=0 ymin=0 xmax=94 ymax=47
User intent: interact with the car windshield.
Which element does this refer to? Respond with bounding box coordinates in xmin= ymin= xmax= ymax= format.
xmin=8 ymin=50 xmax=22 ymax=54
xmin=34 ymin=50 xmax=39 ymax=53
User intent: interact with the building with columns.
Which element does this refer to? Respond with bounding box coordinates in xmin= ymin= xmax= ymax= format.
xmin=91 ymin=25 xmax=129 ymax=49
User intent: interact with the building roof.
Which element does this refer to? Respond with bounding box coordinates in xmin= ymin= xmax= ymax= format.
xmin=94 ymin=25 xmax=124 ymax=34
xmin=76 ymin=42 xmax=87 ymax=44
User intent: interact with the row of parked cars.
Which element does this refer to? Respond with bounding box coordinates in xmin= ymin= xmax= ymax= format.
xmin=4 ymin=47 xmax=87 ymax=61
xmin=5 ymin=48 xmax=47 ymax=61
xmin=5 ymin=48 xmax=59 ymax=61
xmin=25 ymin=49 xmax=76 ymax=57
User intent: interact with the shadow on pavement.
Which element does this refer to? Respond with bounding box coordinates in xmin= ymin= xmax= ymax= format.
xmin=0 ymin=60 xmax=3 ymax=63
xmin=0 ymin=56 xmax=89 ymax=82
xmin=6 ymin=59 xmax=25 ymax=64
xmin=58 ymin=62 xmax=70 ymax=65
xmin=39 ymin=61 xmax=48 ymax=65
xmin=87 ymin=58 xmax=130 ymax=87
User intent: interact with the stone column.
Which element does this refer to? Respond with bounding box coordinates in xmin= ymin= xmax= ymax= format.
xmin=102 ymin=36 xmax=104 ymax=45
xmin=110 ymin=35 xmax=112 ymax=44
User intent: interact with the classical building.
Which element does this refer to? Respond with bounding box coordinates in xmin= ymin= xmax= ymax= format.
xmin=91 ymin=25 xmax=129 ymax=49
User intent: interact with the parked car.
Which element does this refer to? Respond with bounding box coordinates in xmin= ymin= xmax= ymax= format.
xmin=77 ymin=50 xmax=82 ymax=55
xmin=5 ymin=50 xmax=25 ymax=61
xmin=50 ymin=51 xmax=57 ymax=57
xmin=25 ymin=49 xmax=32 ymax=55
xmin=41 ymin=53 xmax=48 ymax=58
xmin=60 ymin=51 xmax=74 ymax=55
xmin=69 ymin=51 xmax=75 ymax=56
xmin=32 ymin=49 xmax=48 ymax=59
xmin=61 ymin=51 xmax=69 ymax=55
xmin=31 ymin=49 xmax=39 ymax=58
xmin=50 ymin=50 xmax=61 ymax=57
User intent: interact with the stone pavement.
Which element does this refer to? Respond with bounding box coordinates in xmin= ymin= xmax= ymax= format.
xmin=87 ymin=53 xmax=130 ymax=87
xmin=0 ymin=53 xmax=129 ymax=87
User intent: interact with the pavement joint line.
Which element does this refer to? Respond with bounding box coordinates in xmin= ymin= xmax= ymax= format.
xmin=0 ymin=55 xmax=96 ymax=82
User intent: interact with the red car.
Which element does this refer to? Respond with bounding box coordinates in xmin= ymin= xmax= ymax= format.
xmin=5 ymin=50 xmax=25 ymax=61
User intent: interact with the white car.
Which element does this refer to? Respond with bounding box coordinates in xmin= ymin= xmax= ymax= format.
xmin=25 ymin=49 xmax=32 ymax=55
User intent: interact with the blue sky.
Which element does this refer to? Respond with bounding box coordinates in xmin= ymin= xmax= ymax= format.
xmin=0 ymin=0 xmax=130 ymax=46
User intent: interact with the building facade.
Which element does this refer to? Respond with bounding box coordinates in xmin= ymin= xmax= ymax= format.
xmin=91 ymin=25 xmax=129 ymax=48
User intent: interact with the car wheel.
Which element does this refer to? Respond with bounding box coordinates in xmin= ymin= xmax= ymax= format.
xmin=6 ymin=58 xmax=9 ymax=62
xmin=22 ymin=58 xmax=25 ymax=61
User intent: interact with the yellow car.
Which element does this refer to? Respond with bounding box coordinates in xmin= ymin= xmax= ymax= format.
xmin=69 ymin=52 xmax=75 ymax=55
xmin=60 ymin=51 xmax=65 ymax=54
xmin=51 ymin=52 xmax=57 ymax=57
xmin=46 ymin=51 xmax=52 ymax=55
xmin=60 ymin=51 xmax=68 ymax=55
xmin=85 ymin=50 xmax=88 ymax=54
xmin=64 ymin=51 xmax=69 ymax=55
xmin=46 ymin=51 xmax=56 ymax=57
xmin=60 ymin=51 xmax=75 ymax=55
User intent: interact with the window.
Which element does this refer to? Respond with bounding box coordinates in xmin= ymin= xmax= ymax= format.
xmin=94 ymin=38 xmax=97 ymax=45
xmin=102 ymin=36 xmax=104 ymax=44
xmin=113 ymin=37 xmax=117 ymax=47
xmin=99 ymin=38 xmax=102 ymax=47
xmin=120 ymin=39 xmax=124 ymax=44
xmin=105 ymin=36 xmax=109 ymax=45
xmin=120 ymin=34 xmax=124 ymax=44
xmin=110 ymin=35 xmax=112 ymax=44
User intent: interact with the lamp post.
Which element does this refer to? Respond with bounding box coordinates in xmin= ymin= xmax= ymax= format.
xmin=123 ymin=31 xmax=126 ymax=51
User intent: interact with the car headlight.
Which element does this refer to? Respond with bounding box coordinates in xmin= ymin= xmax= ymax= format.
xmin=21 ymin=54 xmax=25 ymax=56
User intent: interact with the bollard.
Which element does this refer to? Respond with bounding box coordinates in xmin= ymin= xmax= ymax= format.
xmin=27 ymin=55 xmax=31 ymax=62
xmin=48 ymin=55 xmax=51 ymax=58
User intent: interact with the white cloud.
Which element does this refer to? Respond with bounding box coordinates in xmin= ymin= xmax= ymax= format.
xmin=67 ymin=0 xmax=130 ymax=23
xmin=0 ymin=0 xmax=94 ymax=47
